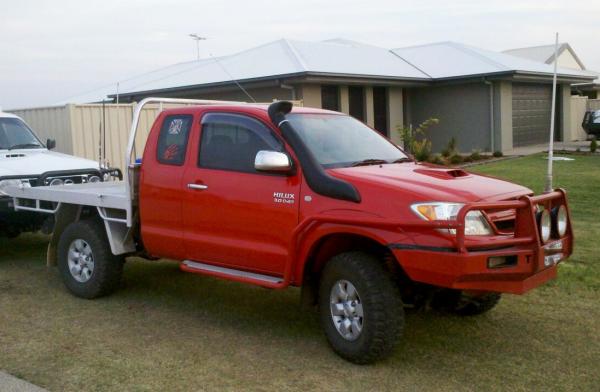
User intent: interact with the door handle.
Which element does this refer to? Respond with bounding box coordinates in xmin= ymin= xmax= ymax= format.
xmin=187 ymin=183 xmax=208 ymax=190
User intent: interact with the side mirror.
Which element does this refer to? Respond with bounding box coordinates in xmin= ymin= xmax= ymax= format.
xmin=255 ymin=150 xmax=291 ymax=172
xmin=46 ymin=138 xmax=56 ymax=150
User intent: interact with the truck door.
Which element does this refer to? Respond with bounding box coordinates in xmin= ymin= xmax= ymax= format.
xmin=181 ymin=112 xmax=300 ymax=275
xmin=139 ymin=114 xmax=195 ymax=260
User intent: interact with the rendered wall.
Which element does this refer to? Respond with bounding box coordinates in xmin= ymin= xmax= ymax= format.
xmin=407 ymin=82 xmax=491 ymax=153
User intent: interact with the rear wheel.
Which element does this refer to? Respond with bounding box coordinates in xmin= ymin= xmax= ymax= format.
xmin=319 ymin=252 xmax=404 ymax=364
xmin=432 ymin=289 xmax=501 ymax=316
xmin=57 ymin=218 xmax=124 ymax=299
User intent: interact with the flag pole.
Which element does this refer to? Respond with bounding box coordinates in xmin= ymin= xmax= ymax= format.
xmin=544 ymin=32 xmax=559 ymax=193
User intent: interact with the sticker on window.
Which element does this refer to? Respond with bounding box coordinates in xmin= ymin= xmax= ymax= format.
xmin=168 ymin=119 xmax=184 ymax=135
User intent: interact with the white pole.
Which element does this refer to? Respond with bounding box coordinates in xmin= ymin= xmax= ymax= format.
xmin=544 ymin=32 xmax=559 ymax=193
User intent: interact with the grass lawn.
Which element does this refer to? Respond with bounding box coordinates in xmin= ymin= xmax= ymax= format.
xmin=1 ymin=153 xmax=599 ymax=391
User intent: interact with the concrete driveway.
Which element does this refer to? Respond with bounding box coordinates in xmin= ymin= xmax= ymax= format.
xmin=0 ymin=371 xmax=47 ymax=392
xmin=507 ymin=140 xmax=593 ymax=155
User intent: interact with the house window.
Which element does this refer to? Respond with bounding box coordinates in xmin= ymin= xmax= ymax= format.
xmin=349 ymin=86 xmax=365 ymax=122
xmin=373 ymin=87 xmax=388 ymax=136
xmin=156 ymin=115 xmax=193 ymax=166
xmin=321 ymin=85 xmax=340 ymax=111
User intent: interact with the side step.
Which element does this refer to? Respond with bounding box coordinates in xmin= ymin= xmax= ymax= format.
xmin=181 ymin=260 xmax=284 ymax=288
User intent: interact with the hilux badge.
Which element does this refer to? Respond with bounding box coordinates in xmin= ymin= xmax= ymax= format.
xmin=273 ymin=192 xmax=295 ymax=204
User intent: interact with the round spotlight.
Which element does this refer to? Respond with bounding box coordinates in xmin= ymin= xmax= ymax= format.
xmin=538 ymin=209 xmax=551 ymax=243
xmin=64 ymin=179 xmax=74 ymax=185
xmin=88 ymin=175 xmax=101 ymax=183
xmin=555 ymin=205 xmax=568 ymax=237
xmin=49 ymin=178 xmax=63 ymax=186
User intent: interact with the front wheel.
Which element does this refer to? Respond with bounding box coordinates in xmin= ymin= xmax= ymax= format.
xmin=57 ymin=218 xmax=124 ymax=299
xmin=319 ymin=252 xmax=404 ymax=364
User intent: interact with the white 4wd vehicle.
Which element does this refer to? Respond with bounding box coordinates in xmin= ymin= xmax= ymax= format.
xmin=0 ymin=111 xmax=119 ymax=237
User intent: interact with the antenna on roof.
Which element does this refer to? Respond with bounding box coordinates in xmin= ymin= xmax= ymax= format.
xmin=544 ymin=32 xmax=559 ymax=193
xmin=209 ymin=52 xmax=257 ymax=103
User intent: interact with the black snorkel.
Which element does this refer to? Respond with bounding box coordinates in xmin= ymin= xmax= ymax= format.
xmin=268 ymin=101 xmax=361 ymax=203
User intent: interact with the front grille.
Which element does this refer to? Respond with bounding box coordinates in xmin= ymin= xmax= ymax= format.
xmin=43 ymin=174 xmax=91 ymax=186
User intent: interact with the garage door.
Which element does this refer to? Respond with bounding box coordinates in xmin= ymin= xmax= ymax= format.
xmin=512 ymin=83 xmax=552 ymax=147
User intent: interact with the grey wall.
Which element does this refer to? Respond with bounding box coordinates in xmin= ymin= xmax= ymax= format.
xmin=406 ymin=82 xmax=491 ymax=153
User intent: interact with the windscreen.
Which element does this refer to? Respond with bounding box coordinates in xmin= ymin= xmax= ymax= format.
xmin=593 ymin=111 xmax=600 ymax=124
xmin=287 ymin=113 xmax=407 ymax=168
xmin=0 ymin=118 xmax=43 ymax=150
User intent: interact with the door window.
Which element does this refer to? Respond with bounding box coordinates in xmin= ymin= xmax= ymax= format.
xmin=198 ymin=113 xmax=284 ymax=173
xmin=156 ymin=115 xmax=193 ymax=165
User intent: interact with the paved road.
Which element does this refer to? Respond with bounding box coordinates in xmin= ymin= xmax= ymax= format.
xmin=0 ymin=371 xmax=47 ymax=392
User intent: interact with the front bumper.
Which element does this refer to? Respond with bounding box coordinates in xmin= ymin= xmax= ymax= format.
xmin=391 ymin=190 xmax=573 ymax=294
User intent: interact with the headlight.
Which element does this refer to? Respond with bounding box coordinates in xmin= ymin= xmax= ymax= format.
xmin=411 ymin=202 xmax=493 ymax=236
xmin=538 ymin=209 xmax=551 ymax=243
xmin=553 ymin=205 xmax=568 ymax=237
xmin=0 ymin=179 xmax=24 ymax=195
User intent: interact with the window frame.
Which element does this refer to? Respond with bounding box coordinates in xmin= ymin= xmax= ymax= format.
xmin=155 ymin=114 xmax=194 ymax=166
xmin=197 ymin=111 xmax=293 ymax=176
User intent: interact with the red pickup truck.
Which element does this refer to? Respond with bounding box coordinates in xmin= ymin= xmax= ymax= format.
xmin=6 ymin=98 xmax=573 ymax=364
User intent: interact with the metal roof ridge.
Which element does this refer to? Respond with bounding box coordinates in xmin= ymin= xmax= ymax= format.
xmin=281 ymin=39 xmax=309 ymax=72
xmin=446 ymin=41 xmax=509 ymax=72
xmin=387 ymin=50 xmax=433 ymax=79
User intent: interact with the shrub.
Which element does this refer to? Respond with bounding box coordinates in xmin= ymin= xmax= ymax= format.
xmin=412 ymin=139 xmax=432 ymax=162
xmin=469 ymin=150 xmax=482 ymax=161
xmin=428 ymin=155 xmax=444 ymax=165
xmin=449 ymin=154 xmax=463 ymax=165
xmin=396 ymin=117 xmax=439 ymax=161
xmin=591 ymin=139 xmax=598 ymax=153
xmin=462 ymin=156 xmax=473 ymax=163
xmin=492 ymin=151 xmax=503 ymax=158
xmin=441 ymin=137 xmax=457 ymax=158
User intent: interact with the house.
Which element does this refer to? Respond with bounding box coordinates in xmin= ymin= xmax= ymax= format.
xmin=57 ymin=39 xmax=598 ymax=153
xmin=504 ymin=43 xmax=600 ymax=99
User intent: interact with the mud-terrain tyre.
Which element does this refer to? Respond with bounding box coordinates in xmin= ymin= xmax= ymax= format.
xmin=432 ymin=290 xmax=501 ymax=316
xmin=318 ymin=252 xmax=404 ymax=364
xmin=57 ymin=218 xmax=124 ymax=299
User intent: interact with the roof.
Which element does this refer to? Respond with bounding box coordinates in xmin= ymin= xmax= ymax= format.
xmin=503 ymin=43 xmax=586 ymax=69
xmin=0 ymin=112 xmax=20 ymax=119
xmin=60 ymin=39 xmax=597 ymax=104
xmin=391 ymin=41 xmax=594 ymax=80
xmin=70 ymin=39 xmax=430 ymax=103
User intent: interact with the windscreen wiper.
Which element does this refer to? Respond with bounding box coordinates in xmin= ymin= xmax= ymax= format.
xmin=351 ymin=159 xmax=389 ymax=167
xmin=391 ymin=157 xmax=413 ymax=163
xmin=8 ymin=143 xmax=42 ymax=150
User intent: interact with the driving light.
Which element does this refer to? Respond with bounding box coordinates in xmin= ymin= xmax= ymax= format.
xmin=49 ymin=178 xmax=64 ymax=186
xmin=554 ymin=205 xmax=568 ymax=237
xmin=538 ymin=209 xmax=551 ymax=243
xmin=88 ymin=175 xmax=101 ymax=183
xmin=411 ymin=202 xmax=493 ymax=236
xmin=0 ymin=179 xmax=23 ymax=195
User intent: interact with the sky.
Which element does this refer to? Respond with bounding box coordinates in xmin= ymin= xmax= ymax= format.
xmin=1 ymin=0 xmax=599 ymax=109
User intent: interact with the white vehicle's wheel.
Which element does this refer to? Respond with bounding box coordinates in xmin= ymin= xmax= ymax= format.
xmin=57 ymin=218 xmax=124 ymax=299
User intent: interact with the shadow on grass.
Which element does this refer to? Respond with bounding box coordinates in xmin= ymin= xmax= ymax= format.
xmin=1 ymin=233 xmax=545 ymax=372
